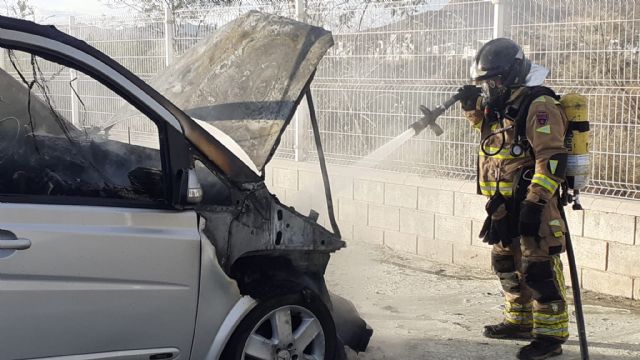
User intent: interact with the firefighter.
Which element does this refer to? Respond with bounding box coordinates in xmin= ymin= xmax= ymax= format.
xmin=458 ymin=38 xmax=569 ymax=359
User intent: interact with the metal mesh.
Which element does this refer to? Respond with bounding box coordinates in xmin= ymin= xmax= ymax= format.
xmin=307 ymin=0 xmax=492 ymax=179
xmin=5 ymin=0 xmax=640 ymax=198
xmin=510 ymin=0 xmax=640 ymax=199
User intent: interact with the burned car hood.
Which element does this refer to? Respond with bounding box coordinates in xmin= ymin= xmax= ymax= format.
xmin=143 ymin=11 xmax=333 ymax=173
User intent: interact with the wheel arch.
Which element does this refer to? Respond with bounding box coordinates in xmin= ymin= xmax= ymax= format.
xmin=204 ymin=295 xmax=257 ymax=360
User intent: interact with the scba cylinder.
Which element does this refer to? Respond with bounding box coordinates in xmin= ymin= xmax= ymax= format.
xmin=560 ymin=93 xmax=590 ymax=190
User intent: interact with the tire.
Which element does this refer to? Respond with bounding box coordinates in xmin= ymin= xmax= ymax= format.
xmin=222 ymin=292 xmax=337 ymax=360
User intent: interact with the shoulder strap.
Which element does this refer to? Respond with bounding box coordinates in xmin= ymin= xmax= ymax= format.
xmin=512 ymin=86 xmax=559 ymax=138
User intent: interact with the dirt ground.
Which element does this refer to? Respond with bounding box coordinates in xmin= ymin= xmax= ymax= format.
xmin=325 ymin=240 xmax=640 ymax=360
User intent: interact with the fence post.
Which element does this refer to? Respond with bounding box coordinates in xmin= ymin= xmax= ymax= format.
xmin=293 ymin=0 xmax=309 ymax=161
xmin=492 ymin=0 xmax=511 ymax=39
xmin=68 ymin=16 xmax=80 ymax=127
xmin=164 ymin=3 xmax=175 ymax=66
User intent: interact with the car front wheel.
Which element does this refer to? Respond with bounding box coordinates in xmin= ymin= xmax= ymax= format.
xmin=223 ymin=292 xmax=336 ymax=360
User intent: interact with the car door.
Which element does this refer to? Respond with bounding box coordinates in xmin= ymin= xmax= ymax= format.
xmin=0 ymin=49 xmax=201 ymax=359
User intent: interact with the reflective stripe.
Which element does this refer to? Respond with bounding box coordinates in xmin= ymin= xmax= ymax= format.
xmin=533 ymin=327 xmax=569 ymax=338
xmin=479 ymin=181 xmax=514 ymax=196
xmin=473 ymin=120 xmax=483 ymax=130
xmin=505 ymin=302 xmax=533 ymax=312
xmin=531 ymin=173 xmax=559 ymax=193
xmin=531 ymin=256 xmax=569 ymax=339
xmin=478 ymin=146 xmax=524 ymax=159
xmin=552 ymin=256 xmax=567 ymax=299
xmin=533 ymin=314 xmax=569 ymax=324
xmin=504 ymin=301 xmax=533 ymax=325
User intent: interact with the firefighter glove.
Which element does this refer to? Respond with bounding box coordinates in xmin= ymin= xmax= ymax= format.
xmin=458 ymin=85 xmax=482 ymax=111
xmin=480 ymin=213 xmax=517 ymax=246
xmin=518 ymin=200 xmax=545 ymax=237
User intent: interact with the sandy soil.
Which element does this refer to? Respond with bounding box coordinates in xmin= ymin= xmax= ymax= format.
xmin=325 ymin=240 xmax=640 ymax=360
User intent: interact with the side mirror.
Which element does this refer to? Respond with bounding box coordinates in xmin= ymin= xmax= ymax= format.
xmin=175 ymin=168 xmax=203 ymax=207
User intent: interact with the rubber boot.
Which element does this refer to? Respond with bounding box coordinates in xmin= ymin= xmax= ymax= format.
xmin=483 ymin=322 xmax=532 ymax=340
xmin=517 ymin=338 xmax=563 ymax=360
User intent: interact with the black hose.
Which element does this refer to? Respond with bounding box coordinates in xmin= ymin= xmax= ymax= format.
xmin=559 ymin=204 xmax=590 ymax=360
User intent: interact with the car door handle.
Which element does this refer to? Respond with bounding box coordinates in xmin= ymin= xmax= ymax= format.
xmin=0 ymin=238 xmax=32 ymax=250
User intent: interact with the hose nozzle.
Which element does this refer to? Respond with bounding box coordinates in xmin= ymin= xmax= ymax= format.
xmin=412 ymin=93 xmax=461 ymax=136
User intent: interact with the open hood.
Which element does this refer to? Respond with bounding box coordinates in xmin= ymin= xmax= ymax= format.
xmin=137 ymin=11 xmax=333 ymax=172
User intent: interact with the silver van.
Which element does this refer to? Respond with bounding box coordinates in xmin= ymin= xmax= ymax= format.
xmin=0 ymin=11 xmax=371 ymax=360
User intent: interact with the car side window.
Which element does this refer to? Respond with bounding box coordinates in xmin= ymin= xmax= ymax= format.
xmin=0 ymin=50 xmax=165 ymax=205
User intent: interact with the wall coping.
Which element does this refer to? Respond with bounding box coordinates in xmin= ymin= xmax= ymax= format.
xmin=268 ymin=159 xmax=640 ymax=217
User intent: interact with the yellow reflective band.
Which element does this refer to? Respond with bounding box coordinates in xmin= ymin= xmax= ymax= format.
xmin=549 ymin=219 xmax=561 ymax=226
xmin=553 ymin=256 xmax=567 ymax=299
xmin=549 ymin=159 xmax=559 ymax=174
xmin=473 ymin=120 xmax=483 ymax=130
xmin=532 ymin=173 xmax=559 ymax=193
xmin=505 ymin=301 xmax=533 ymax=312
xmin=505 ymin=316 xmax=533 ymax=326
xmin=479 ymin=182 xmax=514 ymax=196
xmin=532 ymin=327 xmax=569 ymax=338
xmin=554 ymin=231 xmax=563 ymax=238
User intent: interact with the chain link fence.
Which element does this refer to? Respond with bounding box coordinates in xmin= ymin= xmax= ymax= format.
xmin=5 ymin=0 xmax=640 ymax=199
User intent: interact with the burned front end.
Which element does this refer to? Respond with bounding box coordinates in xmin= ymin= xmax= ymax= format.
xmin=136 ymin=11 xmax=372 ymax=355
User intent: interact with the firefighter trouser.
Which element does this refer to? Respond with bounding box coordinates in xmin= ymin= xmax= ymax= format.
xmin=491 ymin=197 xmax=569 ymax=342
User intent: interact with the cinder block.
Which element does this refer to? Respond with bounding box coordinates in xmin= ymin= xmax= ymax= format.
xmin=583 ymin=210 xmax=635 ymax=244
xmin=435 ymin=214 xmax=472 ymax=244
xmin=591 ymin=198 xmax=620 ymax=212
xmin=273 ymin=168 xmax=298 ymax=190
xmin=353 ymin=225 xmax=383 ymax=245
xmin=471 ymin=219 xmax=487 ymax=247
xmin=454 ymin=192 xmax=486 ymax=221
xmin=607 ymin=242 xmax=640 ymax=277
xmin=329 ymin=175 xmax=354 ymax=200
xmin=384 ymin=231 xmax=418 ymax=254
xmin=369 ymin=205 xmax=400 ymax=231
xmin=337 ymin=220 xmax=354 ymax=241
xmin=564 ymin=209 xmax=584 ymax=237
xmin=571 ymin=236 xmax=608 ymax=271
xmin=385 ymin=183 xmax=418 ymax=209
xmin=582 ymin=268 xmax=633 ymax=298
xmin=418 ymin=188 xmax=454 ymax=215
xmin=353 ymin=179 xmax=384 ymax=204
xmin=338 ymin=199 xmax=368 ymax=226
xmin=418 ymin=236 xmax=453 ymax=263
xmin=298 ymin=170 xmax=321 ymax=191
xmin=453 ymin=244 xmax=491 ymax=270
xmin=399 ymin=208 xmax=435 ymax=238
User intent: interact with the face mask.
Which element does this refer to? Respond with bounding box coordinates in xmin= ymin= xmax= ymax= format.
xmin=479 ymin=77 xmax=510 ymax=110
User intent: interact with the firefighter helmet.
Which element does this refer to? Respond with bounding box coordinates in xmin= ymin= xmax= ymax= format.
xmin=470 ymin=38 xmax=531 ymax=87
xmin=471 ymin=38 xmax=532 ymax=108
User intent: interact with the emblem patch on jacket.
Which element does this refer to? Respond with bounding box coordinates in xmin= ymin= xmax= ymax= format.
xmin=536 ymin=111 xmax=548 ymax=125
xmin=536 ymin=125 xmax=551 ymax=134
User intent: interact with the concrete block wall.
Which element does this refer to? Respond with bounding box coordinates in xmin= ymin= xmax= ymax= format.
xmin=266 ymin=159 xmax=640 ymax=300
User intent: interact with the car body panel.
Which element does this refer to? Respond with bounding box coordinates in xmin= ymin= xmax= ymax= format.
xmin=189 ymin=226 xmax=253 ymax=360
xmin=0 ymin=203 xmax=200 ymax=359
